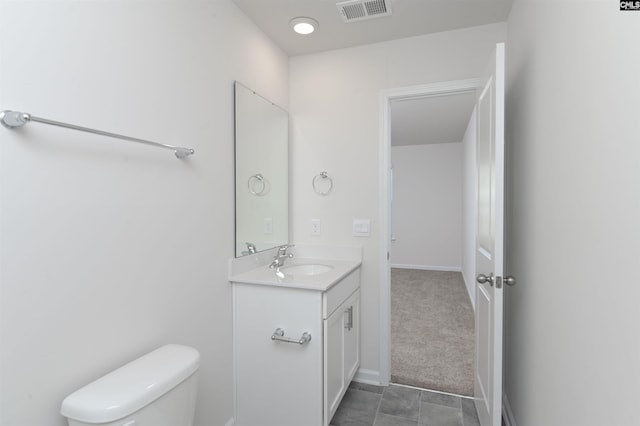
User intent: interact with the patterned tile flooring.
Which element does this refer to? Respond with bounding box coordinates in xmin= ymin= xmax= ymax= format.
xmin=330 ymin=382 xmax=481 ymax=426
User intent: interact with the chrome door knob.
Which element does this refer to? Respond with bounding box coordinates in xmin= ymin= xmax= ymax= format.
xmin=476 ymin=273 xmax=495 ymax=286
xmin=504 ymin=276 xmax=516 ymax=286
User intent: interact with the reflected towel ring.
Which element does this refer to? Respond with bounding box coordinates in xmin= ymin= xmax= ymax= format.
xmin=312 ymin=171 xmax=333 ymax=196
xmin=248 ymin=174 xmax=267 ymax=196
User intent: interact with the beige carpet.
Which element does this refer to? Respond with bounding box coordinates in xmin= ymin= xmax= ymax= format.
xmin=391 ymin=268 xmax=474 ymax=396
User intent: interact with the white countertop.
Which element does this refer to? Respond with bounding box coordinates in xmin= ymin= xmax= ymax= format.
xmin=229 ymin=258 xmax=361 ymax=292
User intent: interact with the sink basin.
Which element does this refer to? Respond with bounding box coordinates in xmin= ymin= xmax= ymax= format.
xmin=280 ymin=264 xmax=334 ymax=276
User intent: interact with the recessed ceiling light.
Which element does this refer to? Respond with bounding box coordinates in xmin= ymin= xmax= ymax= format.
xmin=289 ymin=17 xmax=318 ymax=35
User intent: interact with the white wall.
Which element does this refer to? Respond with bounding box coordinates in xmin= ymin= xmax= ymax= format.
xmin=504 ymin=2 xmax=640 ymax=425
xmin=0 ymin=2 xmax=288 ymax=426
xmin=290 ymin=23 xmax=506 ymax=381
xmin=461 ymin=109 xmax=477 ymax=308
xmin=390 ymin=143 xmax=462 ymax=271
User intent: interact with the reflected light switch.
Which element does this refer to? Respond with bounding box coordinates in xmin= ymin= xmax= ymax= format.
xmin=264 ymin=218 xmax=273 ymax=234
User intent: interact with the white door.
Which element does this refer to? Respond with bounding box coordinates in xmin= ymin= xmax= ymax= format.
xmin=474 ymin=42 xmax=505 ymax=426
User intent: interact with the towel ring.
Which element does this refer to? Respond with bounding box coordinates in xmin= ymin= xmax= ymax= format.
xmin=248 ymin=174 xmax=267 ymax=196
xmin=312 ymin=171 xmax=333 ymax=196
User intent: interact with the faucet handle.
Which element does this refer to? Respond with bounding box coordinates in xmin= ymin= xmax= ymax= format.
xmin=245 ymin=242 xmax=257 ymax=254
xmin=276 ymin=245 xmax=294 ymax=260
xmin=278 ymin=244 xmax=294 ymax=254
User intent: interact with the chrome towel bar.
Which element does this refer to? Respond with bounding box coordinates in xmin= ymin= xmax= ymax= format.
xmin=0 ymin=110 xmax=194 ymax=159
xmin=271 ymin=328 xmax=312 ymax=345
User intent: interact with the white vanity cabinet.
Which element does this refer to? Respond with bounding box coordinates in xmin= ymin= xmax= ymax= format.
xmin=232 ymin=266 xmax=360 ymax=426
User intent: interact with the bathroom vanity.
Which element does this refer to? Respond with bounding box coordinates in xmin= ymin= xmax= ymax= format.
xmin=230 ymin=250 xmax=361 ymax=426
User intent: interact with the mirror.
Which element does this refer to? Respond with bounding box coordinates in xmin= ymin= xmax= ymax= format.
xmin=234 ymin=82 xmax=289 ymax=257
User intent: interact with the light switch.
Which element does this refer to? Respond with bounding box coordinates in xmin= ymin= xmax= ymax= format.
xmin=311 ymin=219 xmax=321 ymax=236
xmin=264 ymin=218 xmax=273 ymax=234
xmin=353 ymin=219 xmax=370 ymax=237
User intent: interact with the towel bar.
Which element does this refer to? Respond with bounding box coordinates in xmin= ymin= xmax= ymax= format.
xmin=271 ymin=328 xmax=311 ymax=345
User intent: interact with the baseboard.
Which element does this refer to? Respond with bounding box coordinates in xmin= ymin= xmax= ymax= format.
xmin=353 ymin=368 xmax=382 ymax=385
xmin=223 ymin=418 xmax=235 ymax=426
xmin=502 ymin=392 xmax=516 ymax=426
xmin=391 ymin=264 xmax=462 ymax=272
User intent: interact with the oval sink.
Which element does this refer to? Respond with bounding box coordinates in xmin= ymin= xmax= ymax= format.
xmin=280 ymin=264 xmax=334 ymax=276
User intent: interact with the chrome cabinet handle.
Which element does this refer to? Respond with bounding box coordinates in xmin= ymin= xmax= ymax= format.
xmin=345 ymin=306 xmax=353 ymax=331
xmin=271 ymin=328 xmax=311 ymax=345
xmin=476 ymin=273 xmax=495 ymax=286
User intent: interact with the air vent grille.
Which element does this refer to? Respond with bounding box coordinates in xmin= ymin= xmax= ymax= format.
xmin=337 ymin=0 xmax=392 ymax=23
xmin=342 ymin=4 xmax=367 ymax=20
xmin=365 ymin=0 xmax=388 ymax=16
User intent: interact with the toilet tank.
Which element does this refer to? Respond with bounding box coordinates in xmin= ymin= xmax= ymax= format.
xmin=61 ymin=344 xmax=200 ymax=426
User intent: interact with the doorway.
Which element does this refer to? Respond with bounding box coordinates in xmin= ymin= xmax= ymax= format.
xmin=379 ymin=79 xmax=480 ymax=392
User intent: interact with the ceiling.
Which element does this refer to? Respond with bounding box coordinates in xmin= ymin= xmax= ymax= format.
xmin=234 ymin=0 xmax=511 ymax=148
xmin=391 ymin=92 xmax=476 ymax=146
xmin=233 ymin=0 xmax=512 ymax=57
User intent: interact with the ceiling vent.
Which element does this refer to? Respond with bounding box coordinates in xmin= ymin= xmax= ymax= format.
xmin=336 ymin=0 xmax=392 ymax=23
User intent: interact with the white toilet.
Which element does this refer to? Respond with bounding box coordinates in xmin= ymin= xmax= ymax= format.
xmin=60 ymin=344 xmax=200 ymax=426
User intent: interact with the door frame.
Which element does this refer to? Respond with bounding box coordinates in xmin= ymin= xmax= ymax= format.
xmin=378 ymin=78 xmax=481 ymax=385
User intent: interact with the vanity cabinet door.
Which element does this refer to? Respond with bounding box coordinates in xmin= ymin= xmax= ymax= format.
xmin=343 ymin=289 xmax=360 ymax=384
xmin=324 ymin=302 xmax=345 ymax=423
xmin=323 ymin=289 xmax=361 ymax=426
xmin=234 ymin=284 xmax=323 ymax=426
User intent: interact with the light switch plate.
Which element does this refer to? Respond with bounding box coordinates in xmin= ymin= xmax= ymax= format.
xmin=263 ymin=218 xmax=273 ymax=235
xmin=353 ymin=219 xmax=370 ymax=237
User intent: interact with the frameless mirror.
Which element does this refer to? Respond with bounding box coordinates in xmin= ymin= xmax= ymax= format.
xmin=234 ymin=82 xmax=289 ymax=257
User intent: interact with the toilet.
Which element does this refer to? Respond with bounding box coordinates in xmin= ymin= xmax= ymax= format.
xmin=60 ymin=344 xmax=200 ymax=426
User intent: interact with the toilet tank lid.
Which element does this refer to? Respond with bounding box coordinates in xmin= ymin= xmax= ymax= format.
xmin=60 ymin=344 xmax=200 ymax=424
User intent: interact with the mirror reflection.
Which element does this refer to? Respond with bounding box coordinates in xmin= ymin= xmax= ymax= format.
xmin=234 ymin=82 xmax=289 ymax=257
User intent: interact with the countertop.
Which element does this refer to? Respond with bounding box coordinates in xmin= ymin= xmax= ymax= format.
xmin=229 ymin=258 xmax=361 ymax=292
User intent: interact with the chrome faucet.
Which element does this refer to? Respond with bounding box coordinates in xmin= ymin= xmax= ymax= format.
xmin=240 ymin=242 xmax=257 ymax=256
xmin=245 ymin=242 xmax=257 ymax=254
xmin=269 ymin=244 xmax=294 ymax=269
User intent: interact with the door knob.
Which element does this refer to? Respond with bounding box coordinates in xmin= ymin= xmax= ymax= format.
xmin=504 ymin=276 xmax=516 ymax=286
xmin=476 ymin=273 xmax=495 ymax=286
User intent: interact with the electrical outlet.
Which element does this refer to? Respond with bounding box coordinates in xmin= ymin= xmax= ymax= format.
xmin=311 ymin=219 xmax=321 ymax=236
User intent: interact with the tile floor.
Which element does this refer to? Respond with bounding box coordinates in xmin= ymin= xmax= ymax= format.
xmin=330 ymin=382 xmax=481 ymax=426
